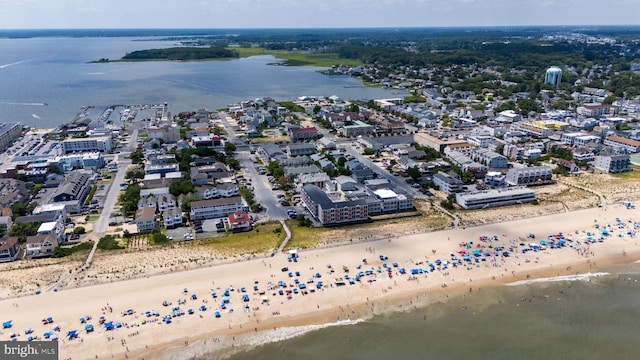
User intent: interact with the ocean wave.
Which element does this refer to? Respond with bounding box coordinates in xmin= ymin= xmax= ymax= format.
xmin=506 ymin=272 xmax=610 ymax=286
xmin=242 ymin=318 xmax=365 ymax=347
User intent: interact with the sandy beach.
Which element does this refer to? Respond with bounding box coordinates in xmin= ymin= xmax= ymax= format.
xmin=1 ymin=203 xmax=639 ymax=360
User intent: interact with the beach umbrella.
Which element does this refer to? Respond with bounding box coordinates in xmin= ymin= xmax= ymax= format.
xmin=25 ymin=328 xmax=33 ymax=335
xmin=85 ymin=324 xmax=94 ymax=332
xmin=2 ymin=320 xmax=12 ymax=329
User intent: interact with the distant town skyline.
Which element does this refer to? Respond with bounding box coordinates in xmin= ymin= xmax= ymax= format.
xmin=0 ymin=0 xmax=638 ymax=29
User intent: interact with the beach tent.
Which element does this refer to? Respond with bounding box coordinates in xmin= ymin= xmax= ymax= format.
xmin=104 ymin=321 xmax=114 ymax=331
xmin=214 ymin=311 xmax=221 ymax=318
xmin=43 ymin=332 xmax=54 ymax=339
xmin=199 ymin=305 xmax=207 ymax=311
xmin=191 ymin=294 xmax=197 ymax=300
xmin=211 ymin=292 xmax=217 ymax=298
xmin=25 ymin=328 xmax=33 ymax=335
xmin=67 ymin=330 xmax=78 ymax=339
xmin=85 ymin=324 xmax=94 ymax=332
xmin=188 ymin=309 xmax=194 ymax=315
xmin=222 ymin=296 xmax=230 ymax=303
xmin=2 ymin=320 xmax=12 ymax=329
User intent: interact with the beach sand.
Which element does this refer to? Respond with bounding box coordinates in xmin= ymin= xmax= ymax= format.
xmin=1 ymin=203 xmax=639 ymax=360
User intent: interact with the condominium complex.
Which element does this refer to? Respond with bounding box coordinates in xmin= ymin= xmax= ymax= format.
xmin=456 ymin=187 xmax=537 ymax=209
xmin=0 ymin=123 xmax=23 ymax=151
xmin=505 ymin=166 xmax=553 ymax=186
xmin=62 ymin=136 xmax=112 ymax=153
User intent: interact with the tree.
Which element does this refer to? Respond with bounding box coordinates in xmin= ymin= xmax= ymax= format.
xmin=48 ymin=164 xmax=63 ymax=174
xmin=363 ymin=148 xmax=375 ymax=156
xmin=72 ymin=226 xmax=86 ymax=234
xmin=169 ymin=178 xmax=196 ymax=197
xmin=461 ymin=171 xmax=474 ymax=184
xmin=224 ymin=142 xmax=237 ymax=156
xmin=313 ymin=105 xmax=322 ymax=114
xmin=407 ymin=166 xmax=421 ymax=180
xmin=129 ymin=149 xmax=145 ymax=164
xmin=602 ymin=95 xmax=617 ymax=105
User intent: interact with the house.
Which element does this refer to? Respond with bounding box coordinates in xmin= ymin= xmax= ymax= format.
xmin=593 ymin=154 xmax=631 ymax=174
xmin=138 ymin=195 xmax=158 ymax=211
xmin=552 ymin=158 xmax=580 ymax=173
xmin=217 ymin=183 xmax=239 ymax=197
xmin=227 ymin=211 xmax=252 ymax=232
xmin=0 ymin=237 xmax=20 ymax=262
xmin=316 ymin=137 xmax=337 ymax=152
xmin=335 ymin=176 xmax=358 ymax=192
xmin=163 ymin=208 xmax=183 ymax=229
xmin=433 ymin=172 xmax=464 ymax=194
xmin=147 ymin=125 xmax=181 ymax=143
xmin=135 ymin=207 xmax=157 ymax=233
xmin=25 ymin=233 xmax=58 ymax=258
xmin=189 ymin=196 xmax=248 ymax=221
xmin=37 ymin=221 xmax=65 ymax=244
xmin=0 ymin=207 xmax=12 ymax=235
xmin=195 ymin=185 xmax=219 ymax=200
xmin=484 ymin=172 xmax=507 ymax=188
xmin=345 ymin=160 xmax=374 ymax=183
xmin=296 ymin=172 xmax=331 ymax=189
xmin=157 ymin=195 xmax=177 ymax=212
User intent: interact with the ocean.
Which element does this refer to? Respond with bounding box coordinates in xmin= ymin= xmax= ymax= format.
xmin=0 ymin=34 xmax=403 ymax=128
xmin=221 ymin=263 xmax=640 ymax=360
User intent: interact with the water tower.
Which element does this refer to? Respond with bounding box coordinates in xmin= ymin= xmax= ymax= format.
xmin=544 ymin=66 xmax=563 ymax=88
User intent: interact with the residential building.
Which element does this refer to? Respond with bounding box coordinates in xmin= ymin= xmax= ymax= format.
xmin=37 ymin=221 xmax=65 ymax=244
xmin=49 ymin=152 xmax=105 ymax=173
xmin=340 ymin=121 xmax=374 ymax=137
xmin=62 ymin=136 xmax=112 ymax=153
xmin=505 ymin=166 xmax=554 ymax=186
xmin=414 ymin=133 xmax=469 ymax=153
xmin=0 ymin=237 xmax=20 ymax=263
xmin=577 ymin=104 xmax=619 ymax=117
xmin=470 ymin=148 xmax=508 ymax=169
xmin=345 ymin=160 xmax=374 ymax=183
xmin=378 ymin=120 xmax=405 ymax=134
xmin=593 ymin=154 xmax=631 ymax=174
xmin=147 ymin=125 xmax=181 ymax=143
xmin=572 ymin=147 xmax=595 ymax=161
xmin=456 ymin=187 xmax=537 ymax=209
xmin=316 ymin=137 xmax=337 ymax=152
xmin=467 ymin=136 xmax=492 ymax=148
xmin=297 ymin=172 xmax=331 ymax=189
xmin=195 ymin=185 xmax=219 ymax=200
xmin=433 ymin=172 xmax=464 ymax=194
xmin=145 ymin=163 xmax=180 ymax=176
xmin=485 ymin=171 xmax=507 ymax=188
xmin=217 ymin=183 xmax=239 ymax=197
xmin=289 ymin=126 xmax=319 ymax=141
xmin=190 ymin=196 xmax=248 ymax=221
xmin=0 ymin=123 xmax=23 ymax=151
xmin=163 ymin=208 xmax=183 ymax=229
xmin=140 ymin=187 xmax=170 ymax=199
xmin=227 ymin=211 xmax=252 ymax=232
xmin=286 ymin=143 xmax=316 ymax=157
xmin=603 ymin=135 xmax=640 ymax=154
xmin=138 ymin=195 xmax=158 ymax=211
xmin=135 ymin=207 xmax=157 ymax=232
xmin=300 ymin=184 xmax=369 ymax=226
xmin=258 ymin=143 xmax=286 ymax=163
xmin=51 ymin=172 xmax=92 ymax=203
xmin=25 ymin=233 xmax=58 ymax=258
xmin=372 ymin=189 xmax=414 ymax=213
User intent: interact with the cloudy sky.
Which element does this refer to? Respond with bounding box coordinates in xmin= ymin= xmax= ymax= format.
xmin=0 ymin=0 xmax=638 ymax=29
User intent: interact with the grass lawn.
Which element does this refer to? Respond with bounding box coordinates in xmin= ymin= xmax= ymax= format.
xmin=611 ymin=165 xmax=640 ymax=179
xmin=195 ymin=221 xmax=284 ymax=255
xmin=231 ymin=47 xmax=363 ymax=67
xmin=85 ymin=215 xmax=100 ymax=221
xmin=284 ymin=221 xmax=329 ymax=250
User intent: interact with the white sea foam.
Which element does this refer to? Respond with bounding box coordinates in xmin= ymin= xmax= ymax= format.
xmin=241 ymin=318 xmax=365 ymax=347
xmin=506 ymin=272 xmax=610 ymax=286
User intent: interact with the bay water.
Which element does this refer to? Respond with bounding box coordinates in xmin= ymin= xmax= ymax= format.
xmin=222 ymin=263 xmax=640 ymax=360
xmin=0 ymin=35 xmax=403 ymax=128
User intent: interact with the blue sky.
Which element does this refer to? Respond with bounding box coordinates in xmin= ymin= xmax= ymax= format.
xmin=0 ymin=0 xmax=638 ymax=29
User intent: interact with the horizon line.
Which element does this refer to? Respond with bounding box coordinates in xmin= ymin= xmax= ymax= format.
xmin=1 ymin=24 xmax=639 ymax=31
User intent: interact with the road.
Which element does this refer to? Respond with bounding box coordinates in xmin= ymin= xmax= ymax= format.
xmin=236 ymin=150 xmax=289 ymax=221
